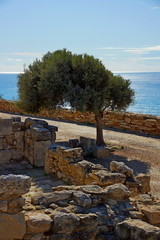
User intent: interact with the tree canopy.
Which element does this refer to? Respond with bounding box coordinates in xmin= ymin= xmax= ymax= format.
xmin=18 ymin=49 xmax=135 ymax=145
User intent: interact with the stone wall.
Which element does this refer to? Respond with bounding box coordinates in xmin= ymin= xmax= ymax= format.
xmin=0 ymin=174 xmax=31 ymax=240
xmin=45 ymin=145 xmax=150 ymax=197
xmin=40 ymin=109 xmax=160 ymax=136
xmin=0 ymin=117 xmax=58 ymax=167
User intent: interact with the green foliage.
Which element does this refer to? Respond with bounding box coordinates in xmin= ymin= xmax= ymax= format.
xmin=108 ymin=75 xmax=135 ymax=111
xmin=17 ymin=59 xmax=42 ymax=112
xmin=17 ymin=49 xmax=134 ymax=117
xmin=65 ymin=54 xmax=113 ymax=115
xmin=0 ymin=94 xmax=3 ymax=99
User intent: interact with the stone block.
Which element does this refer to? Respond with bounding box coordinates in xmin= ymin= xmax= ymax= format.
xmin=62 ymin=147 xmax=83 ymax=161
xmin=0 ymin=174 xmax=31 ymax=200
xmin=104 ymin=183 xmax=131 ymax=201
xmin=0 ymin=212 xmax=26 ymax=240
xmin=116 ymin=219 xmax=160 ymax=240
xmin=34 ymin=140 xmax=51 ymax=167
xmin=80 ymin=136 xmax=96 ymax=155
xmin=31 ymin=127 xmax=51 ymax=141
xmin=69 ymin=139 xmax=80 ymax=148
xmin=0 ymin=119 xmax=13 ymax=136
xmin=110 ymin=161 xmax=134 ymax=178
xmin=93 ymin=146 xmax=110 ymax=158
xmin=141 ymin=205 xmax=160 ymax=225
xmin=27 ymin=213 xmax=52 ymax=234
xmin=0 ymin=200 xmax=8 ymax=212
xmin=136 ymin=174 xmax=151 ymax=193
xmin=91 ymin=170 xmax=126 ymax=186
xmin=0 ymin=150 xmax=12 ymax=164
xmin=51 ymin=211 xmax=80 ymax=234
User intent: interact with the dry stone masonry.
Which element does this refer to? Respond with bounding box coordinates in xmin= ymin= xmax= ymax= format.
xmin=0 ymin=117 xmax=58 ymax=167
xmin=1 ymin=117 xmax=160 ymax=239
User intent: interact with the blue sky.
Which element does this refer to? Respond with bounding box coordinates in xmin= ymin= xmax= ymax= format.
xmin=0 ymin=0 xmax=160 ymax=73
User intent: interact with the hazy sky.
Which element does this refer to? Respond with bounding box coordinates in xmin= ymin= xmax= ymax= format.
xmin=0 ymin=0 xmax=160 ymax=73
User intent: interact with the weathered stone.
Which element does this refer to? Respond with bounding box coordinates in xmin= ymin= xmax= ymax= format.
xmin=52 ymin=211 xmax=80 ymax=233
xmin=93 ymin=146 xmax=110 ymax=158
xmin=77 ymin=213 xmax=98 ymax=230
xmin=91 ymin=170 xmax=126 ymax=186
xmin=110 ymin=161 xmax=134 ymax=178
xmin=125 ymin=178 xmax=141 ymax=196
xmin=62 ymin=147 xmax=83 ymax=161
xmin=80 ymin=136 xmax=96 ymax=155
xmin=31 ymin=191 xmax=72 ymax=206
xmin=27 ymin=213 xmax=52 ymax=234
xmin=104 ymin=183 xmax=131 ymax=201
xmin=8 ymin=197 xmax=25 ymax=213
xmin=0 ymin=119 xmax=12 ymax=136
xmin=34 ymin=140 xmax=51 ymax=167
xmin=69 ymin=139 xmax=80 ymax=148
xmin=0 ymin=150 xmax=12 ymax=164
xmin=31 ymin=126 xmax=51 ymax=141
xmin=141 ymin=205 xmax=160 ymax=225
xmin=81 ymin=185 xmax=103 ymax=195
xmin=0 ymin=212 xmax=26 ymax=239
xmin=0 ymin=200 xmax=8 ymax=212
xmin=73 ymin=191 xmax=92 ymax=207
xmin=136 ymin=174 xmax=151 ymax=193
xmin=116 ymin=219 xmax=160 ymax=240
xmin=129 ymin=210 xmax=145 ymax=220
xmin=0 ymin=174 xmax=31 ymax=200
xmin=25 ymin=118 xmax=36 ymax=128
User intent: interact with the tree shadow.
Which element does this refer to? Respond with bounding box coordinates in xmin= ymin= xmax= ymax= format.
xmin=92 ymin=152 xmax=150 ymax=176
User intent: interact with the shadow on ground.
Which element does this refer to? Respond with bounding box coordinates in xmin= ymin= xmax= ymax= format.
xmin=92 ymin=152 xmax=150 ymax=176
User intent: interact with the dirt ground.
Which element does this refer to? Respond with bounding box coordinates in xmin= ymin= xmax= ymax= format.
xmin=0 ymin=112 xmax=160 ymax=198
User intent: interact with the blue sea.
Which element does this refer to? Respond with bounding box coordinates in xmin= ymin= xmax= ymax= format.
xmin=0 ymin=72 xmax=160 ymax=116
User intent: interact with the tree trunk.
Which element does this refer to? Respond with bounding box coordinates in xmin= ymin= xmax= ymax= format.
xmin=95 ymin=112 xmax=106 ymax=146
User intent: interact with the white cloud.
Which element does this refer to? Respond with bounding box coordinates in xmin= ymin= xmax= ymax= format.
xmin=140 ymin=57 xmax=160 ymax=60
xmin=97 ymin=45 xmax=160 ymax=55
xmin=152 ymin=6 xmax=160 ymax=9
xmin=0 ymin=52 xmax=43 ymax=57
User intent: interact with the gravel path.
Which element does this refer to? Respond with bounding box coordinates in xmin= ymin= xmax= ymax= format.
xmin=0 ymin=112 xmax=160 ymax=198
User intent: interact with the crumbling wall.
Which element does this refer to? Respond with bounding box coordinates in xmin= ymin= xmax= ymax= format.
xmin=45 ymin=145 xmax=150 ymax=197
xmin=0 ymin=117 xmax=58 ymax=167
xmin=0 ymin=174 xmax=31 ymax=240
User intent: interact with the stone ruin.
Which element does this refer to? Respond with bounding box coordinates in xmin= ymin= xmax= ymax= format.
xmin=0 ymin=117 xmax=58 ymax=167
xmin=0 ymin=117 xmax=160 ymax=239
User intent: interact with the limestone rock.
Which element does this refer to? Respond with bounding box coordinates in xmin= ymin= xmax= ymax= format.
xmin=110 ymin=161 xmax=134 ymax=178
xmin=0 ymin=119 xmax=12 ymax=136
xmin=31 ymin=191 xmax=72 ymax=206
xmin=0 ymin=212 xmax=26 ymax=240
xmin=27 ymin=213 xmax=52 ymax=234
xmin=8 ymin=197 xmax=25 ymax=213
xmin=136 ymin=174 xmax=151 ymax=193
xmin=93 ymin=146 xmax=110 ymax=158
xmin=116 ymin=219 xmax=160 ymax=240
xmin=104 ymin=183 xmax=131 ymax=201
xmin=141 ymin=205 xmax=160 ymax=225
xmin=62 ymin=147 xmax=83 ymax=161
xmin=73 ymin=191 xmax=92 ymax=207
xmin=0 ymin=174 xmax=31 ymax=200
xmin=52 ymin=211 xmax=80 ymax=233
xmin=77 ymin=213 xmax=98 ymax=231
xmin=91 ymin=170 xmax=126 ymax=186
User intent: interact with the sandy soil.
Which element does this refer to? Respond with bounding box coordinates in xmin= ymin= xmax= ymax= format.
xmin=0 ymin=112 xmax=160 ymax=198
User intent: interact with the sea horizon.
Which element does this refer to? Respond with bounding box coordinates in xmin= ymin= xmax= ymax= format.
xmin=0 ymin=72 xmax=160 ymax=116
